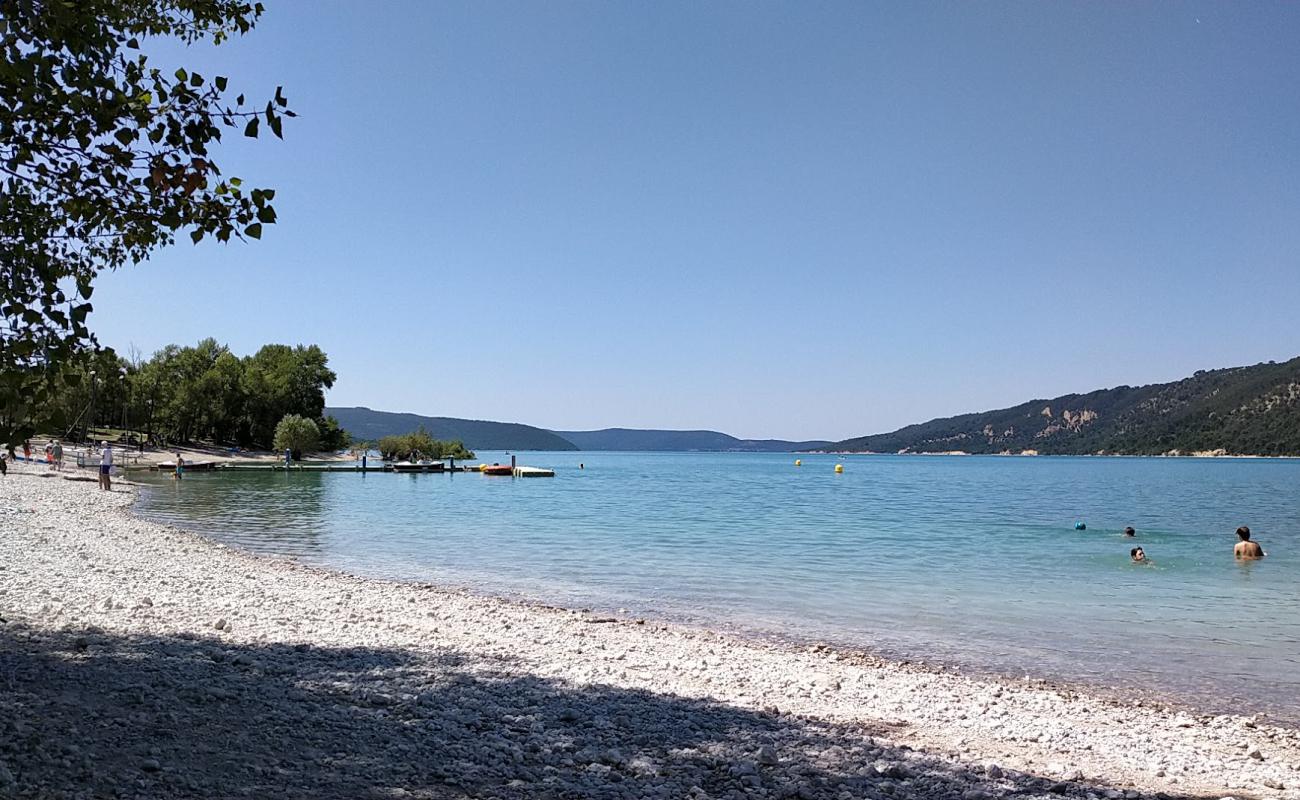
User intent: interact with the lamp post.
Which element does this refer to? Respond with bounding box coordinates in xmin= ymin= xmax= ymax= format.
xmin=86 ymin=370 xmax=97 ymax=443
xmin=145 ymin=382 xmax=157 ymax=452
xmin=119 ymin=366 xmax=128 ymax=443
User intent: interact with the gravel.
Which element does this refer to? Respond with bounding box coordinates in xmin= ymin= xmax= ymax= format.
xmin=2 ymin=465 xmax=1298 ymax=799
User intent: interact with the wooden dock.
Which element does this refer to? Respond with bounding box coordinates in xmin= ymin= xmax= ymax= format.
xmin=134 ymin=463 xmax=531 ymax=474
xmin=130 ymin=458 xmax=556 ymax=477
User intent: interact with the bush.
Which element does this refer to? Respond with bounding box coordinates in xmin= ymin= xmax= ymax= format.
xmin=377 ymin=426 xmax=474 ymax=461
xmin=272 ymin=414 xmax=319 ymax=460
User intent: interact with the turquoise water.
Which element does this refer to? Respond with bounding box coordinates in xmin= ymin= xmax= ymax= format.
xmin=134 ymin=452 xmax=1300 ymax=722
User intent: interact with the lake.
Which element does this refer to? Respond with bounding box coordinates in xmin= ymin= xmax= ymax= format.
xmin=133 ymin=452 xmax=1300 ymax=722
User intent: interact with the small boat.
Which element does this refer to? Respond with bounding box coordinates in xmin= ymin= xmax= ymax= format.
xmin=513 ymin=466 xmax=555 ymax=477
xmin=156 ymin=460 xmax=219 ymax=471
xmin=480 ymin=464 xmax=513 ymax=476
xmin=390 ymin=460 xmax=446 ymax=473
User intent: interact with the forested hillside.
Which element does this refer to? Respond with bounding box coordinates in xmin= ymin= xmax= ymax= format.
xmin=326 ymin=407 xmax=577 ymax=451
xmin=556 ymin=428 xmax=833 ymax=452
xmin=830 ymin=357 xmax=1300 ymax=456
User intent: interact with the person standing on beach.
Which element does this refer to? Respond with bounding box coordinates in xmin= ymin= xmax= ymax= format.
xmin=99 ymin=441 xmax=113 ymax=491
xmin=1234 ymin=526 xmax=1266 ymax=559
xmin=174 ymin=452 xmax=184 ymax=480
xmin=52 ymin=440 xmax=63 ymax=471
xmin=23 ymin=440 xmax=30 ymax=461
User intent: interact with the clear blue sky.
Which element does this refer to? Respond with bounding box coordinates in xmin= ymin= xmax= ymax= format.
xmin=91 ymin=2 xmax=1300 ymax=441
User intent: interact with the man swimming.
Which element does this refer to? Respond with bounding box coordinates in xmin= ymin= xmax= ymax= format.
xmin=1234 ymin=526 xmax=1265 ymax=560
xmin=1130 ymin=546 xmax=1149 ymax=564
xmin=1123 ymin=526 xmax=1136 ymax=537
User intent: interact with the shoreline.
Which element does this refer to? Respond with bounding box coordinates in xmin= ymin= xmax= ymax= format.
xmin=3 ymin=467 xmax=1298 ymax=798
xmin=801 ymin=450 xmax=1300 ymax=459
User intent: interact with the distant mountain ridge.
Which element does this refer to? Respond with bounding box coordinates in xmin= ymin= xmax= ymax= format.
xmin=827 ymin=357 xmax=1300 ymax=457
xmin=325 ymin=407 xmax=578 ymax=451
xmin=326 ymin=407 xmax=832 ymax=452
xmin=556 ymin=428 xmax=833 ymax=452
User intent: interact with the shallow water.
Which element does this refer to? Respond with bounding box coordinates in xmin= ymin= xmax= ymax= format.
xmin=133 ymin=452 xmax=1300 ymax=722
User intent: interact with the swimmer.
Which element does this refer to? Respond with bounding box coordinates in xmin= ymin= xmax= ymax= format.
xmin=1130 ymin=546 xmax=1152 ymax=565
xmin=1123 ymin=526 xmax=1136 ymax=537
xmin=1234 ymin=526 xmax=1265 ymax=560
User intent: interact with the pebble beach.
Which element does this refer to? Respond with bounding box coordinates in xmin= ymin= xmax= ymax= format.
xmin=2 ymin=465 xmax=1298 ymax=800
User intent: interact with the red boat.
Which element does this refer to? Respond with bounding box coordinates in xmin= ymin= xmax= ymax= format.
xmin=480 ymin=464 xmax=512 ymax=476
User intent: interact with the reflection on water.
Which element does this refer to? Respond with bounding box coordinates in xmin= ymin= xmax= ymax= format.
xmin=134 ymin=453 xmax=1300 ymax=723
xmin=144 ymin=469 xmax=332 ymax=558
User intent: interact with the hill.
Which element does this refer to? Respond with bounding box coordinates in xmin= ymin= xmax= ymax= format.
xmin=556 ymin=428 xmax=833 ymax=452
xmin=325 ymin=407 xmax=578 ymax=451
xmin=828 ymin=357 xmax=1300 ymax=456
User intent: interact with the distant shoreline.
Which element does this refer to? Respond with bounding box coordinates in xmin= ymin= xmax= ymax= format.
xmin=799 ymin=449 xmax=1300 ymax=459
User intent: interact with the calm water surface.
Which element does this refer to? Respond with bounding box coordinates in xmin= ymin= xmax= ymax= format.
xmin=134 ymin=453 xmax=1300 ymax=722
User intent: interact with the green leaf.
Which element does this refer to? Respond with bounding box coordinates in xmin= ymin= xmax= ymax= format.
xmin=191 ymin=229 xmax=204 ymax=244
xmin=268 ymin=115 xmax=283 ymax=139
xmin=114 ymin=128 xmax=134 ymax=146
xmin=174 ymin=68 xmax=188 ymax=82
xmin=244 ymin=118 xmax=259 ymax=138
xmin=215 ymin=76 xmax=228 ymax=91
xmin=244 ymin=223 xmax=263 ymax=239
xmin=257 ymin=206 xmax=276 ymax=224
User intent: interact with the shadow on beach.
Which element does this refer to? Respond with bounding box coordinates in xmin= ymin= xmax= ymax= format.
xmin=0 ymin=622 xmax=1220 ymax=800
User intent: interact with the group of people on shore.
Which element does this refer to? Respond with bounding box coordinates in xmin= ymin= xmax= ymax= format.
xmin=14 ymin=439 xmax=66 ymax=471
xmin=1 ymin=440 xmax=65 ymax=475
xmin=0 ymin=438 xmax=118 ymax=490
xmin=1122 ymin=525 xmax=1267 ymax=565
xmin=3 ymin=437 xmax=188 ymax=489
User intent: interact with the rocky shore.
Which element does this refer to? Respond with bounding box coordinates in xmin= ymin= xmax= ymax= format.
xmin=2 ymin=466 xmax=1297 ymax=800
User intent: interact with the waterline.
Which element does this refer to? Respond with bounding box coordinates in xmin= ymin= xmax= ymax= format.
xmin=133 ymin=451 xmax=1300 ymax=722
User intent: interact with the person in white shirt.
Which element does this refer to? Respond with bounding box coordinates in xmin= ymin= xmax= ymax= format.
xmin=99 ymin=441 xmax=113 ymax=491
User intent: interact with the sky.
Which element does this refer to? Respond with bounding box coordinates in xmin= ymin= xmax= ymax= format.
xmin=89 ymin=2 xmax=1300 ymax=441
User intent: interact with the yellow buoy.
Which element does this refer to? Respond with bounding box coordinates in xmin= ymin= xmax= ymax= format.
xmin=834 ymin=463 xmax=844 ymax=474
xmin=794 ymin=459 xmax=802 ymax=466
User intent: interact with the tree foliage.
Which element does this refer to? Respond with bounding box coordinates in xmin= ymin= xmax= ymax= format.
xmin=0 ymin=0 xmax=292 ymax=447
xmin=377 ymin=427 xmax=474 ymax=461
xmin=272 ymin=413 xmax=317 ymax=459
xmin=19 ymin=337 xmax=344 ymax=451
xmin=239 ymin=344 xmax=335 ymax=447
xmin=316 ymin=414 xmax=351 ymax=453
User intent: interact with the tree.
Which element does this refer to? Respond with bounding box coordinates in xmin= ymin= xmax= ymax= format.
xmin=0 ymin=0 xmax=293 ymax=447
xmin=316 ymin=414 xmax=351 ymax=452
xmin=272 ymin=413 xmax=317 ymax=460
xmin=116 ymin=338 xmax=335 ymax=448
xmin=240 ymin=344 xmax=335 ymax=447
xmin=377 ymin=427 xmax=474 ymax=461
